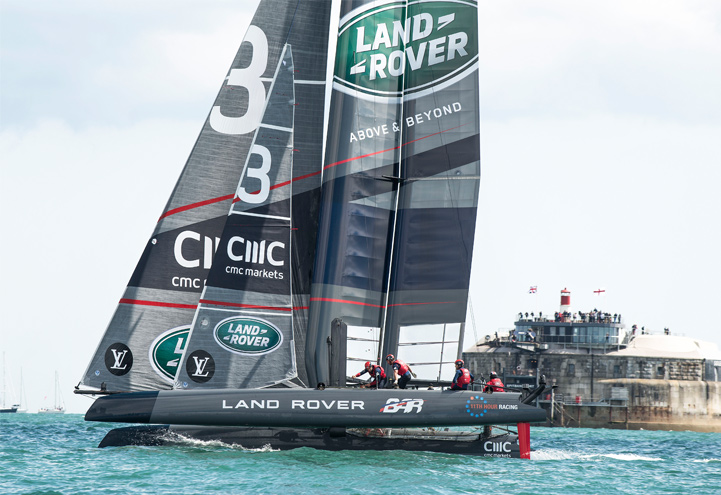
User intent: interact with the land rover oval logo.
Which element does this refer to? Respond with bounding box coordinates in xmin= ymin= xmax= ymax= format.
xmin=214 ymin=317 xmax=283 ymax=355
xmin=149 ymin=326 xmax=190 ymax=382
xmin=334 ymin=0 xmax=478 ymax=100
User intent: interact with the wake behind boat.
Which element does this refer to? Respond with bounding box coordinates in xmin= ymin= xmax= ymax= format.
xmin=77 ymin=0 xmax=547 ymax=457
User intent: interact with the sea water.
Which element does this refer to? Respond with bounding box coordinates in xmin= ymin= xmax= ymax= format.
xmin=1 ymin=415 xmax=719 ymax=494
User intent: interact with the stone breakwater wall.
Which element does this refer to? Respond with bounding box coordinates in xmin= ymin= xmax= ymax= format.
xmin=464 ymin=350 xmax=721 ymax=432
xmin=544 ymin=380 xmax=721 ymax=432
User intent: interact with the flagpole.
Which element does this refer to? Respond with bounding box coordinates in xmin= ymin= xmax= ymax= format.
xmin=528 ymin=286 xmax=538 ymax=321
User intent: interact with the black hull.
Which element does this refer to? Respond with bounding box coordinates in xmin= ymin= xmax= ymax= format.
xmin=85 ymin=389 xmax=547 ymax=427
xmin=98 ymin=424 xmax=522 ymax=457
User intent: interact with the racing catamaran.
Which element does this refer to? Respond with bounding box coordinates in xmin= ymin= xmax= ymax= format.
xmin=77 ymin=0 xmax=547 ymax=458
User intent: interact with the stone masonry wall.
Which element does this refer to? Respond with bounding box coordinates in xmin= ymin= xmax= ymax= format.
xmin=463 ymin=348 xmax=721 ymax=431
xmin=464 ymin=350 xmax=704 ymax=401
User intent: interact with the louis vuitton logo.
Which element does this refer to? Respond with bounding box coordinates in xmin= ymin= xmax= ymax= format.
xmin=110 ymin=349 xmax=129 ymax=370
xmin=191 ymin=356 xmax=211 ymax=377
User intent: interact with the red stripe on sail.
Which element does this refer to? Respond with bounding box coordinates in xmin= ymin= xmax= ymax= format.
xmin=199 ymin=299 xmax=305 ymax=312
xmin=159 ymin=194 xmax=234 ymax=220
xmin=324 ymin=125 xmax=464 ymax=171
xmin=119 ymin=298 xmax=197 ymax=310
xmin=310 ymin=298 xmax=455 ymax=308
xmin=160 ymin=127 xmax=464 ymax=216
xmin=231 ymin=170 xmax=322 ymax=205
xmin=310 ymin=297 xmax=385 ymax=308
xmin=388 ymin=301 xmax=456 ymax=307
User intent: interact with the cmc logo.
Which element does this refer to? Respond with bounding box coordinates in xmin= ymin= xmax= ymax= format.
xmin=484 ymin=441 xmax=513 ymax=453
xmin=227 ymin=237 xmax=285 ymax=266
xmin=379 ymin=398 xmax=424 ymax=413
xmin=214 ymin=316 xmax=283 ymax=355
xmin=174 ymin=230 xmax=219 ymax=269
xmin=334 ymin=0 xmax=478 ymax=101
xmin=149 ymin=326 xmax=190 ymax=383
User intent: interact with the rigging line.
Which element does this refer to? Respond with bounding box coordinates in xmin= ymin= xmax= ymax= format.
xmin=400 ymin=340 xmax=459 ymax=346
xmin=283 ymin=0 xmax=302 ymax=46
xmin=468 ymin=298 xmax=478 ymax=345
xmin=378 ymin=0 xmax=411 ymax=364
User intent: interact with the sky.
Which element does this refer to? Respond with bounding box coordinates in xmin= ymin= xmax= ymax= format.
xmin=1 ymin=0 xmax=720 ymax=414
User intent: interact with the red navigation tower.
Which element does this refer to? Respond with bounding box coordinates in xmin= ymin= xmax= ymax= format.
xmin=560 ymin=288 xmax=571 ymax=314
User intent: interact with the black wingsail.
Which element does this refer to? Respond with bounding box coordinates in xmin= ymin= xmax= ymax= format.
xmin=79 ymin=0 xmax=331 ymax=393
xmin=306 ymin=0 xmax=480 ymax=385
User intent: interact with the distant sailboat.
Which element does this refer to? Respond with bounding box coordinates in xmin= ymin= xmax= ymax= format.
xmin=39 ymin=372 xmax=65 ymax=414
xmin=15 ymin=369 xmax=28 ymax=413
xmin=1 ymin=353 xmax=19 ymax=413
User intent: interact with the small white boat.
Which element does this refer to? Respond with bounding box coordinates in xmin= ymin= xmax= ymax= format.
xmin=39 ymin=372 xmax=65 ymax=414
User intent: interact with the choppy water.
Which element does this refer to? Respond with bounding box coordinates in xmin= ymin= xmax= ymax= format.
xmin=1 ymin=414 xmax=720 ymax=494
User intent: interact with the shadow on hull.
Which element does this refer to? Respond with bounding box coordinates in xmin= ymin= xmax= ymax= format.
xmin=99 ymin=425 xmax=522 ymax=457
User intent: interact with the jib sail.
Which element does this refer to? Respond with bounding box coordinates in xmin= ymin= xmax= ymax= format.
xmin=79 ymin=0 xmax=331 ymax=393
xmin=174 ymin=46 xmax=298 ymax=389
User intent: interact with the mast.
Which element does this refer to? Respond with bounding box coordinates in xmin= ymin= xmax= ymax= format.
xmin=306 ymin=0 xmax=411 ymax=386
xmin=375 ymin=0 xmax=481 ymax=380
xmin=1 ymin=353 xmax=5 ymax=409
xmin=377 ymin=2 xmax=412 ymax=366
xmin=306 ymin=0 xmax=481 ymax=385
xmin=54 ymin=371 xmax=65 ymax=411
xmin=19 ymin=369 xmax=27 ymax=412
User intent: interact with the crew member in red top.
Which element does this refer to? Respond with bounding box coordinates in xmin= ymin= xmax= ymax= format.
xmin=354 ymin=361 xmax=387 ymax=389
xmin=386 ymin=354 xmax=415 ymax=389
xmin=450 ymin=359 xmax=474 ymax=390
xmin=484 ymin=371 xmax=505 ymax=393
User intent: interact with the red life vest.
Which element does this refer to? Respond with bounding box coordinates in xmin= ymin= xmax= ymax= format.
xmin=457 ymin=368 xmax=472 ymax=386
xmin=393 ymin=359 xmax=410 ymax=375
xmin=488 ymin=378 xmax=504 ymax=392
xmin=356 ymin=365 xmax=386 ymax=380
xmin=371 ymin=365 xmax=386 ymax=379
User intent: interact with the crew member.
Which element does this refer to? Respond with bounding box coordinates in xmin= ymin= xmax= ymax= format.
xmin=354 ymin=361 xmax=387 ymax=389
xmin=483 ymin=371 xmax=504 ymax=393
xmin=450 ymin=359 xmax=474 ymax=390
xmin=386 ymin=354 xmax=415 ymax=389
